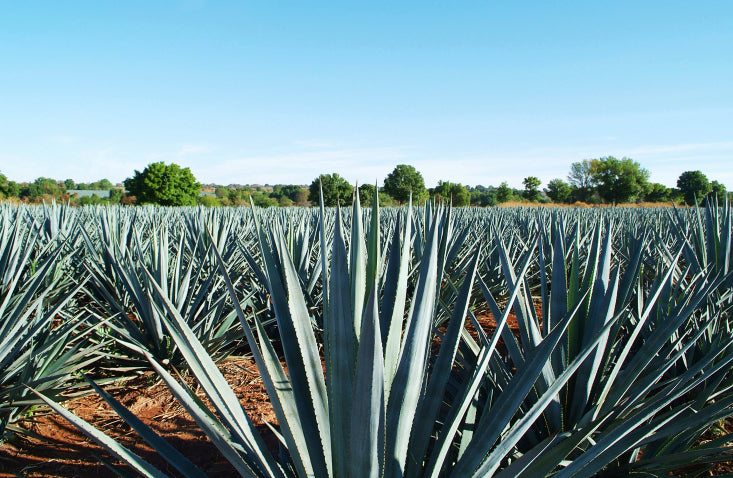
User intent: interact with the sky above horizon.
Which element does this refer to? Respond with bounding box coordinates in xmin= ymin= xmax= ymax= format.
xmin=2 ymin=1 xmax=731 ymax=189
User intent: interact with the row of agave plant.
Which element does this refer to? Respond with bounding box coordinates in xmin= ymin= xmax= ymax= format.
xmin=0 ymin=193 xmax=731 ymax=476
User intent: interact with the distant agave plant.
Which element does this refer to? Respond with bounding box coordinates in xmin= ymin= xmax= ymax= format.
xmin=35 ymin=194 xmax=733 ymax=477
xmin=81 ymin=210 xmax=245 ymax=367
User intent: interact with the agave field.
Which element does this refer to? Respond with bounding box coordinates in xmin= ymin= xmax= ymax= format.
xmin=1 ymin=193 xmax=733 ymax=477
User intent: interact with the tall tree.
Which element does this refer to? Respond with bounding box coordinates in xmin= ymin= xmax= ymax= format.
xmin=250 ymin=191 xmax=278 ymax=208
xmin=358 ymin=183 xmax=393 ymax=207
xmin=468 ymin=185 xmax=497 ymax=206
xmin=108 ymin=188 xmax=123 ymax=203
xmin=123 ymin=162 xmax=200 ymax=206
xmin=383 ymin=164 xmax=426 ymax=205
xmin=294 ymin=189 xmax=310 ymax=207
xmin=433 ymin=181 xmax=470 ymax=207
xmin=358 ymin=183 xmax=375 ymax=207
xmin=644 ymin=183 xmax=672 ymax=203
xmin=271 ymin=184 xmax=305 ymax=203
xmin=496 ymin=181 xmax=513 ymax=203
xmin=90 ymin=178 xmax=114 ymax=190
xmin=591 ymin=156 xmax=649 ymax=204
xmin=677 ymin=170 xmax=711 ymax=206
xmin=709 ymin=180 xmax=727 ymax=205
xmin=308 ymin=173 xmax=353 ymax=207
xmin=545 ymin=178 xmax=572 ymax=203
xmin=522 ymin=176 xmax=542 ymax=202
xmin=19 ymin=177 xmax=64 ymax=202
xmin=567 ymin=159 xmax=598 ymax=202
xmin=0 ymin=172 xmax=19 ymax=199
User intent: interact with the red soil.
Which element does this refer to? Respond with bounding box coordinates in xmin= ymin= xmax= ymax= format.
xmin=0 ymin=357 xmax=276 ymax=478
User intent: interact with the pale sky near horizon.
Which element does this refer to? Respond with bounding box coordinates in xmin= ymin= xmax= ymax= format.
xmin=1 ymin=1 xmax=731 ymax=189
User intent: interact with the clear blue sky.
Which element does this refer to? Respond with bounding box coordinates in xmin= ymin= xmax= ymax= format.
xmin=2 ymin=1 xmax=731 ymax=189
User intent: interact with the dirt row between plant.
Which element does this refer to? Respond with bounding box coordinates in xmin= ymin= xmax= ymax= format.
xmin=0 ymin=357 xmax=276 ymax=477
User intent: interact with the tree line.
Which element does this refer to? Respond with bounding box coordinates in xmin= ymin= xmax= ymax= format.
xmin=0 ymin=175 xmax=125 ymax=206
xmin=545 ymin=157 xmax=728 ymax=206
xmin=1 ymin=158 xmax=728 ymax=207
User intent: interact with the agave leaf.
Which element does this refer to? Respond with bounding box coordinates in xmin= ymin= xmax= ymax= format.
xmin=319 ymin=181 xmax=330 ymax=330
xmin=566 ymin=224 xmax=582 ymax=361
xmin=324 ymin=206 xmax=356 ymax=478
xmin=549 ymin=221 xmax=567 ymax=372
xmin=0 ymin=247 xmax=62 ymax=345
xmin=630 ymin=432 xmax=733 ymax=474
xmin=351 ymin=188 xmax=367 ymax=339
xmin=249 ymin=207 xmax=332 ymax=477
xmin=406 ymin=247 xmax=479 ymax=475
xmin=384 ymin=209 xmax=441 ymax=477
xmin=365 ymin=181 xmax=381 ymax=298
xmin=568 ymin=266 xmax=619 ymax=425
xmin=381 ymin=198 xmax=413 ymax=400
xmin=269 ymin=231 xmax=332 ymax=474
xmin=252 ymin=312 xmax=314 ymax=477
xmin=494 ymin=228 xmax=542 ymax=349
xmin=641 ymin=393 xmax=733 ymax=452
xmin=499 ymin=415 xmax=612 ymax=478
xmin=350 ymin=279 xmax=385 ymax=478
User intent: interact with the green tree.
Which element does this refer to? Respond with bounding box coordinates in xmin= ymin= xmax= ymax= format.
xmin=591 ymin=156 xmax=649 ymax=204
xmin=294 ymin=189 xmax=310 ymax=207
xmin=522 ymin=176 xmax=542 ymax=202
xmin=63 ymin=179 xmax=76 ymax=190
xmin=278 ymin=196 xmax=294 ymax=207
xmin=433 ymin=181 xmax=470 ymax=207
xmin=644 ymin=183 xmax=672 ymax=203
xmin=709 ymin=180 xmax=727 ymax=205
xmin=123 ymin=162 xmax=201 ymax=206
xmin=496 ymin=182 xmax=513 ymax=203
xmin=0 ymin=173 xmax=19 ymax=199
xmin=226 ymin=188 xmax=250 ymax=206
xmin=197 ymin=195 xmax=221 ymax=207
xmin=20 ymin=177 xmax=64 ymax=202
xmin=250 ymin=191 xmax=278 ymax=208
xmin=545 ymin=178 xmax=572 ymax=203
xmin=383 ymin=164 xmax=426 ymax=205
xmin=677 ymin=170 xmax=711 ymax=206
xmin=567 ymin=159 xmax=598 ymax=202
xmin=357 ymin=183 xmax=393 ymax=207
xmin=272 ymin=184 xmax=305 ymax=203
xmin=77 ymin=194 xmax=102 ymax=206
xmin=358 ymin=183 xmax=376 ymax=207
xmin=214 ymin=187 xmax=229 ymax=198
xmin=108 ymin=188 xmax=123 ymax=204
xmin=468 ymin=185 xmax=497 ymax=206
xmin=90 ymin=179 xmax=114 ymax=190
xmin=308 ymin=173 xmax=353 ymax=207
